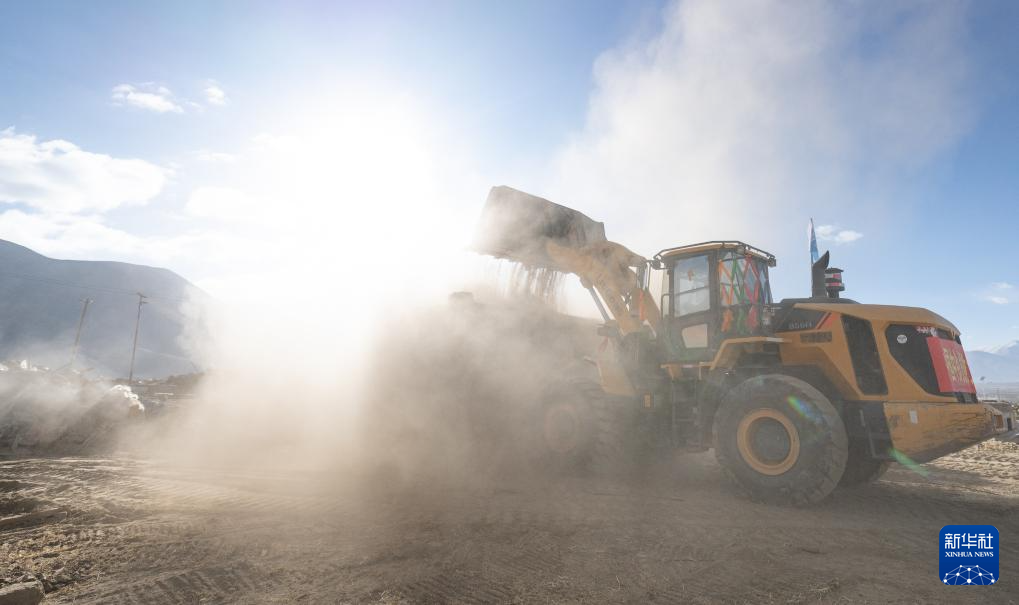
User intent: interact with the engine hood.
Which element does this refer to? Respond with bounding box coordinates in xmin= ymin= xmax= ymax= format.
xmin=793 ymin=302 xmax=959 ymax=336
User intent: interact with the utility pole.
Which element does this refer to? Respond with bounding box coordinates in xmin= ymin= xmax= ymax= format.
xmin=128 ymin=293 xmax=147 ymax=384
xmin=69 ymin=297 xmax=93 ymax=369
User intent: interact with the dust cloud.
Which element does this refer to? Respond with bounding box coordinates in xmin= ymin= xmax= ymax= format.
xmin=2 ymin=94 xmax=595 ymax=500
xmin=120 ymin=257 xmax=595 ymax=501
xmin=550 ymin=0 xmax=975 ymax=298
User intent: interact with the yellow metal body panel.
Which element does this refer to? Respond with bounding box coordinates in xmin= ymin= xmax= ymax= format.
xmin=775 ymin=303 xmax=960 ymax=403
xmin=771 ymin=302 xmax=991 ymax=463
xmin=661 ymin=337 xmax=787 ymax=379
xmin=709 ymin=337 xmax=787 ymax=371
xmin=883 ymin=402 xmax=1000 ymax=462
xmin=795 ymin=302 xmax=958 ymax=334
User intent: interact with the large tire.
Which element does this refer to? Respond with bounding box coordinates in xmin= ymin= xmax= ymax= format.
xmin=537 ymin=379 xmax=628 ymax=475
xmin=714 ymin=374 xmax=848 ymax=505
xmin=537 ymin=380 xmax=596 ymax=472
xmin=588 ymin=388 xmax=630 ymax=475
xmin=838 ymin=440 xmax=890 ymax=487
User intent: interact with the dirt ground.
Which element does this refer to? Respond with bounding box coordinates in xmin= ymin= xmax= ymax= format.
xmin=2 ymin=436 xmax=1017 ymax=604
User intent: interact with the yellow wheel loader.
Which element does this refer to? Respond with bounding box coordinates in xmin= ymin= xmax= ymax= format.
xmin=473 ymin=186 xmax=1004 ymax=504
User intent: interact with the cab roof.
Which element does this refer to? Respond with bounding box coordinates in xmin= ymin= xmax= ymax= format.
xmin=654 ymin=241 xmax=777 ymax=266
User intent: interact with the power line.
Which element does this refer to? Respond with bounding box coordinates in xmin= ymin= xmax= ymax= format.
xmin=0 ymin=268 xmax=204 ymax=377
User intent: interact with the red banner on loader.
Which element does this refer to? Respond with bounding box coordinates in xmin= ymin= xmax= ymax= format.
xmin=927 ymin=337 xmax=976 ymax=394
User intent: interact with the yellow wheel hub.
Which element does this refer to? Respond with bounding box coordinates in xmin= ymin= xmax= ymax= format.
xmin=736 ymin=408 xmax=800 ymax=476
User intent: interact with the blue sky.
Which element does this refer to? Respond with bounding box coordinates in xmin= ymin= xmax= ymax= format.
xmin=1 ymin=1 xmax=1018 ymax=349
xmin=1 ymin=1 xmax=655 ymax=170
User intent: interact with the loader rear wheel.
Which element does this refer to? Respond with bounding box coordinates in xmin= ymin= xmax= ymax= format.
xmin=714 ymin=374 xmax=848 ymax=505
xmin=838 ymin=441 xmax=890 ymax=487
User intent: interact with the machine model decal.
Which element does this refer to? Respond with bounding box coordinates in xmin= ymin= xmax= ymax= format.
xmin=776 ymin=309 xmax=829 ymax=332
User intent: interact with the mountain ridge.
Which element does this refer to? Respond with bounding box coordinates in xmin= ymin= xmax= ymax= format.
xmin=967 ymin=336 xmax=1019 ymax=384
xmin=976 ymin=340 xmax=1019 ymax=358
xmin=0 ymin=239 xmax=207 ymax=378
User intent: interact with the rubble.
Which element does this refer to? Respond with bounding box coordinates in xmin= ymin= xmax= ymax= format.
xmin=0 ymin=366 xmax=145 ymax=456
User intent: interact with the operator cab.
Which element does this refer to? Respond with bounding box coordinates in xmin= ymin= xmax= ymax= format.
xmin=652 ymin=242 xmax=776 ymax=362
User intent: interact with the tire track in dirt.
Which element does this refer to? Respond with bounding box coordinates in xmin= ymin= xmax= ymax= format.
xmin=4 ymin=450 xmax=1018 ymax=604
xmin=487 ymin=544 xmax=563 ymax=580
xmin=72 ymin=563 xmax=262 ymax=604
xmin=393 ymin=571 xmax=515 ymax=604
xmin=2 ymin=459 xmax=310 ymax=603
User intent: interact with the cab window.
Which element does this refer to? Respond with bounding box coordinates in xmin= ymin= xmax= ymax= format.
xmin=673 ymin=255 xmax=710 ymax=316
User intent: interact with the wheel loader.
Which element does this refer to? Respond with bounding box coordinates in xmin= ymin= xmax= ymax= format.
xmin=472 ymin=185 xmax=1004 ymax=504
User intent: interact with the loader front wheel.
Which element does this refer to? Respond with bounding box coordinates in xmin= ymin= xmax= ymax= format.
xmin=537 ymin=381 xmax=597 ymax=472
xmin=714 ymin=374 xmax=848 ymax=505
xmin=537 ymin=379 xmax=629 ymax=475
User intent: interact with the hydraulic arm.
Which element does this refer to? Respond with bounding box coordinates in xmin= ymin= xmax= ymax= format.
xmin=472 ymin=185 xmax=660 ymax=337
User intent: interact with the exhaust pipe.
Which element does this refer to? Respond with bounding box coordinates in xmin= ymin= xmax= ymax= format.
xmin=810 ymin=251 xmax=845 ymax=299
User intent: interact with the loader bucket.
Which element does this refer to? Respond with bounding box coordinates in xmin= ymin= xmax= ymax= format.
xmin=472 ymin=186 xmax=606 ymax=268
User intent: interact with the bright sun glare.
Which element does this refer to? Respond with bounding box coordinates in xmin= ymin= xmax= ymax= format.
xmin=197 ymin=90 xmax=481 ymax=380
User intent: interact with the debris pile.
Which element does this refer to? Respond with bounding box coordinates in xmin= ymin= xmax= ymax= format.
xmin=0 ymin=364 xmax=144 ymax=455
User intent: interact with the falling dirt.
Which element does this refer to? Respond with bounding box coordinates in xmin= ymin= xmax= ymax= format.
xmin=1 ymin=434 xmax=1017 ymax=604
xmin=508 ymin=263 xmax=565 ymax=308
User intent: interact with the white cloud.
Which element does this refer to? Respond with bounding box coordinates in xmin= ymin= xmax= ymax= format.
xmin=979 ymin=283 xmax=1014 ymax=305
xmin=815 ymin=224 xmax=863 ymax=244
xmin=250 ymin=132 xmax=299 ymax=151
xmin=550 ymin=0 xmax=972 ymax=259
xmin=194 ymin=150 xmax=237 ymax=163
xmin=111 ymin=83 xmax=183 ymax=113
xmin=0 ymin=208 xmax=245 ymax=272
xmin=204 ymin=82 xmax=228 ymax=106
xmin=0 ymin=129 xmax=166 ymax=213
xmin=0 ymin=209 xmax=141 ymax=257
xmin=185 ymin=187 xmax=256 ymax=221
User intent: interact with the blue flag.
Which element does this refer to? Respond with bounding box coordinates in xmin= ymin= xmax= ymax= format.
xmin=809 ymin=218 xmax=819 ymax=265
